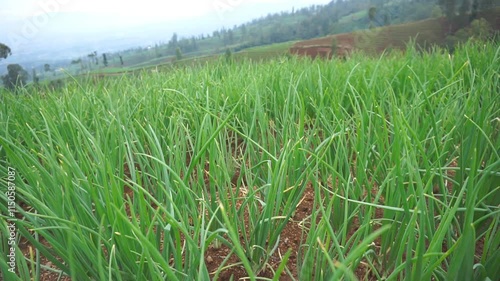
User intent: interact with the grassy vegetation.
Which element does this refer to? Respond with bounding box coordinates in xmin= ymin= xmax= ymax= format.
xmin=1 ymin=41 xmax=499 ymax=280
xmin=232 ymin=42 xmax=295 ymax=61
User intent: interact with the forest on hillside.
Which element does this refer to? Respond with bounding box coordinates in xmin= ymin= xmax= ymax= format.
xmin=140 ymin=0 xmax=497 ymax=58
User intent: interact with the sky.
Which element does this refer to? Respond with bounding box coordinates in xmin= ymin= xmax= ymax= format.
xmin=0 ymin=0 xmax=332 ymax=66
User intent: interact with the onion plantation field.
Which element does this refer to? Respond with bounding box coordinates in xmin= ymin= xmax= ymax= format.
xmin=1 ymin=42 xmax=499 ymax=280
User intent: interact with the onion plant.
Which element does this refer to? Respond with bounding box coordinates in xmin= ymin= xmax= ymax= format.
xmin=1 ymin=40 xmax=498 ymax=280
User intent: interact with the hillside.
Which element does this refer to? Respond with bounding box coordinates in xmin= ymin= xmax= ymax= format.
xmin=291 ymin=8 xmax=500 ymax=58
xmin=55 ymin=0 xmax=443 ymax=77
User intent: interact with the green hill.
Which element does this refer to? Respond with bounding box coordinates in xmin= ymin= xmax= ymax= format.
xmin=291 ymin=7 xmax=500 ymax=58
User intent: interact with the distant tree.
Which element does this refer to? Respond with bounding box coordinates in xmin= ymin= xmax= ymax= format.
xmin=440 ymin=0 xmax=457 ymax=18
xmin=119 ymin=55 xmax=124 ymax=66
xmin=191 ymin=36 xmax=198 ymax=51
xmin=459 ymin=0 xmax=471 ymax=15
xmin=102 ymin=53 xmax=108 ymax=67
xmin=241 ymin=24 xmax=248 ymax=39
xmin=470 ymin=0 xmax=479 ymax=19
xmin=470 ymin=17 xmax=493 ymax=41
xmin=445 ymin=17 xmax=492 ymax=51
xmin=221 ymin=28 xmax=229 ymax=45
xmin=2 ymin=64 xmax=28 ymax=91
xmin=480 ymin=0 xmax=495 ymax=10
xmin=88 ymin=51 xmax=98 ymax=66
xmin=32 ymin=69 xmax=39 ymax=84
xmin=175 ymin=47 xmax=182 ymax=61
xmin=368 ymin=7 xmax=377 ymax=29
xmin=71 ymin=58 xmax=84 ymax=73
xmin=0 ymin=43 xmax=11 ymax=60
xmin=43 ymin=63 xmax=52 ymax=78
xmin=169 ymin=33 xmax=178 ymax=49
xmin=224 ymin=48 xmax=232 ymax=63
xmin=227 ymin=29 xmax=234 ymax=44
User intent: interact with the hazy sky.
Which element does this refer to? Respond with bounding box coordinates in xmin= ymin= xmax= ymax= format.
xmin=0 ymin=0 xmax=332 ymax=64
